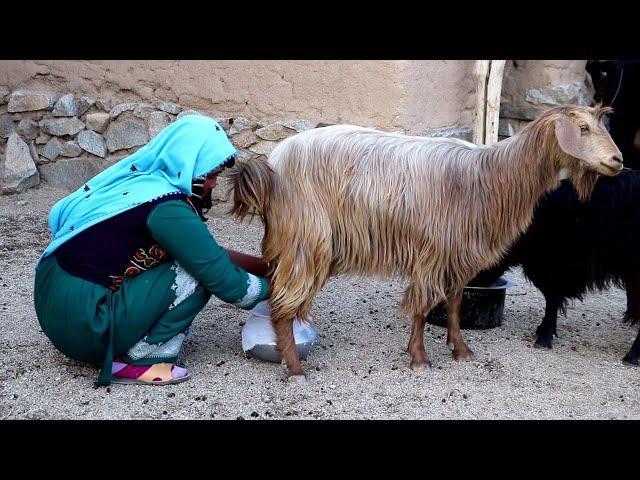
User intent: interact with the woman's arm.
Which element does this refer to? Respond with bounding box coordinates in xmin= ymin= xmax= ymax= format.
xmin=146 ymin=199 xmax=270 ymax=309
xmin=226 ymin=249 xmax=271 ymax=277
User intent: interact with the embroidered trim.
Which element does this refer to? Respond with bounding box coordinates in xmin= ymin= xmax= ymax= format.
xmin=233 ymin=273 xmax=263 ymax=308
xmin=169 ymin=262 xmax=198 ymax=310
xmin=126 ymin=332 xmax=187 ymax=360
xmin=108 ymin=244 xmax=168 ymax=291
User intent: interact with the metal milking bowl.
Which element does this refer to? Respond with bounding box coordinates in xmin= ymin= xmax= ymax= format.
xmin=242 ymin=301 xmax=319 ymax=363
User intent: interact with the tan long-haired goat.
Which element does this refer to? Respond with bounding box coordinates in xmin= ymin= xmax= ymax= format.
xmin=229 ymin=105 xmax=623 ymax=381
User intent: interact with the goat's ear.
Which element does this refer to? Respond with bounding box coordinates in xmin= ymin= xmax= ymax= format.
xmin=555 ymin=115 xmax=586 ymax=160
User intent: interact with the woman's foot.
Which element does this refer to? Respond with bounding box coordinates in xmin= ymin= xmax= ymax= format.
xmin=110 ymin=359 xmax=190 ymax=385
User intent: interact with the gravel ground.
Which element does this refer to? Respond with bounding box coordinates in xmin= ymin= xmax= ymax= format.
xmin=1 ymin=183 xmax=639 ymax=420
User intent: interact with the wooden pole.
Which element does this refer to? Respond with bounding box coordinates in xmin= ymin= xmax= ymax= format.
xmin=484 ymin=60 xmax=506 ymax=145
xmin=473 ymin=60 xmax=491 ymax=145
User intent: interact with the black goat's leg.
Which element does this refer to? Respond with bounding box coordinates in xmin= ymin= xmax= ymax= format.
xmin=622 ymin=273 xmax=640 ymax=365
xmin=534 ymin=293 xmax=560 ymax=349
xmin=623 ymin=330 xmax=640 ymax=366
xmin=623 ymin=272 xmax=640 ymax=324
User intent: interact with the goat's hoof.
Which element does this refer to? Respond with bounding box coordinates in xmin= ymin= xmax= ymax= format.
xmin=622 ymin=354 xmax=639 ymax=366
xmin=410 ymin=360 xmax=432 ymax=372
xmin=534 ymin=337 xmax=553 ymax=349
xmin=452 ymin=349 xmax=475 ymax=362
xmin=288 ymin=374 xmax=308 ymax=384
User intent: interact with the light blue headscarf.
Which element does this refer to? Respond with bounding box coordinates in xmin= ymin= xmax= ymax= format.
xmin=38 ymin=114 xmax=237 ymax=267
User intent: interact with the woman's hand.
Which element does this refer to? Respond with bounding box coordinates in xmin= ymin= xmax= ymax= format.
xmin=226 ymin=249 xmax=271 ymax=277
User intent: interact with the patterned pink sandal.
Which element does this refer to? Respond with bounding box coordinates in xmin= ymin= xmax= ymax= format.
xmin=110 ymin=360 xmax=191 ymax=385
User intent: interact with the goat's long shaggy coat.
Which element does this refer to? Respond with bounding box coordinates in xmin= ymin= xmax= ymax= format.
xmin=229 ymin=106 xmax=617 ymax=374
xmin=233 ymin=112 xmax=600 ymax=314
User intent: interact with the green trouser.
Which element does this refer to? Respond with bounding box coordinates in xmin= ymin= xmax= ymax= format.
xmin=34 ymin=255 xmax=211 ymax=386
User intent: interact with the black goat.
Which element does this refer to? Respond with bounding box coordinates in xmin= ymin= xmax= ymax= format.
xmin=472 ymin=169 xmax=640 ymax=365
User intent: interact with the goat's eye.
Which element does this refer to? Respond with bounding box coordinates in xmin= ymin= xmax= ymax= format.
xmin=580 ymin=125 xmax=590 ymax=133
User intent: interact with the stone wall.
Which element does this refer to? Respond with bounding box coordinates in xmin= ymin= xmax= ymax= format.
xmin=0 ymin=61 xmax=476 ymax=137
xmin=0 ymin=88 xmax=317 ymax=194
xmin=498 ymin=60 xmax=594 ymax=139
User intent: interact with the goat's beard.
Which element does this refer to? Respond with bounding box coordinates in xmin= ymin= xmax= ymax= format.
xmin=570 ymin=165 xmax=600 ymax=201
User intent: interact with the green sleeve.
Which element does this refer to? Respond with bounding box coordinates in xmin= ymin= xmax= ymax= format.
xmin=146 ymin=199 xmax=269 ymax=310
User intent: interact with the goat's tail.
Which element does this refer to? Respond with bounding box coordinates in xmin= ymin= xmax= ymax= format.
xmin=227 ymin=158 xmax=275 ymax=221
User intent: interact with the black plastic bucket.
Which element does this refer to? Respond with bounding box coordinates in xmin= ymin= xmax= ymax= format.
xmin=426 ymin=276 xmax=513 ymax=330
